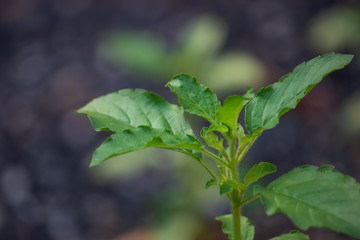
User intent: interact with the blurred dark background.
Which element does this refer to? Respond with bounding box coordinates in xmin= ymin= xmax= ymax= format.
xmin=1 ymin=0 xmax=360 ymax=239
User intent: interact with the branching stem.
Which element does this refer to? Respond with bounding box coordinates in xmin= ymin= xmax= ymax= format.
xmin=240 ymin=194 xmax=260 ymax=207
xmin=235 ymin=136 xmax=258 ymax=164
xmin=200 ymin=149 xmax=231 ymax=168
xmin=198 ymin=159 xmax=218 ymax=180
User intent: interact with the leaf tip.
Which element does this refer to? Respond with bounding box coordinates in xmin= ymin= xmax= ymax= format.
xmin=89 ymin=160 xmax=100 ymax=168
xmin=74 ymin=106 xmax=85 ymax=114
xmin=169 ymin=73 xmax=193 ymax=82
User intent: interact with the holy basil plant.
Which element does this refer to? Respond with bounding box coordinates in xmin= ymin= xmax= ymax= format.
xmin=77 ymin=53 xmax=360 ymax=240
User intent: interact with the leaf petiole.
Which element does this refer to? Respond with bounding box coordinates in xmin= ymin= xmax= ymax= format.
xmin=199 ymin=149 xmax=231 ymax=168
xmin=239 ymin=194 xmax=260 ymax=207
xmin=235 ymin=135 xmax=258 ymax=164
xmin=198 ymin=158 xmax=219 ymax=180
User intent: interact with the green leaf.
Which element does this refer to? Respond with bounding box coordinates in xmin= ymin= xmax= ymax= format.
xmin=241 ymin=216 xmax=255 ymax=240
xmin=216 ymin=95 xmax=247 ymax=131
xmin=220 ymin=180 xmax=237 ymax=196
xmin=243 ymin=88 xmax=255 ymax=100
xmin=166 ymin=74 xmax=221 ymax=124
xmin=270 ymin=230 xmax=309 ymax=240
xmin=77 ymin=89 xmax=194 ymax=135
xmin=205 ymin=179 xmax=221 ymax=189
xmin=220 ymin=180 xmax=245 ymax=196
xmin=245 ymin=53 xmax=353 ymax=134
xmin=216 ymin=214 xmax=255 ymax=240
xmin=91 ymin=126 xmax=203 ymax=167
xmin=256 ymin=165 xmax=360 ymax=238
xmin=209 ymin=123 xmax=229 ymax=134
xmin=76 ymin=89 xmax=205 ymax=166
xmin=236 ymin=124 xmax=245 ymax=139
xmin=201 ymin=127 xmax=223 ymax=150
xmin=244 ymin=162 xmax=277 ymax=186
xmin=216 ymin=215 xmax=233 ymax=239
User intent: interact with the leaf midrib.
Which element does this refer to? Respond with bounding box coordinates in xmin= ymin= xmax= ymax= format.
xmin=178 ymin=87 xmax=218 ymax=123
xmin=267 ymin=188 xmax=355 ymax=228
xmin=260 ymin=61 xmax=314 ymax=128
xmin=248 ymin=54 xmax=350 ymax=132
xmin=83 ymin=108 xmax=185 ymax=135
xmin=83 ymin=110 xmax=135 ymax=130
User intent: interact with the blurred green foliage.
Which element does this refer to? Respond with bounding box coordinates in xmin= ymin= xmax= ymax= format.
xmin=98 ymin=14 xmax=266 ymax=93
xmin=307 ymin=5 xmax=360 ymax=54
xmin=89 ymin=149 xmax=225 ymax=240
xmin=339 ymin=91 xmax=360 ymax=136
xmin=307 ymin=4 xmax=360 ymax=140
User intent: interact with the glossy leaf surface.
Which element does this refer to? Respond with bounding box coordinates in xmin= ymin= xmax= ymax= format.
xmin=256 ymin=165 xmax=360 ymax=238
xmin=216 ymin=214 xmax=254 ymax=240
xmin=76 ymin=89 xmax=205 ymax=166
xmin=77 ymin=89 xmax=194 ymax=135
xmin=245 ymin=53 xmax=353 ymax=134
xmin=91 ymin=126 xmax=202 ymax=166
xmin=166 ymin=74 xmax=221 ymax=123
xmin=270 ymin=231 xmax=309 ymax=240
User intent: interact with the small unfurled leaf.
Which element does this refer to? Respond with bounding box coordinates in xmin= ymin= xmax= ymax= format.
xmin=209 ymin=123 xmax=229 ymax=134
xmin=77 ymin=89 xmax=194 ymax=135
xmin=91 ymin=126 xmax=203 ymax=167
xmin=236 ymin=124 xmax=245 ymax=139
xmin=220 ymin=180 xmax=245 ymax=196
xmin=218 ymin=162 xmax=229 ymax=179
xmin=166 ymin=74 xmax=221 ymax=123
xmin=201 ymin=127 xmax=223 ymax=150
xmin=243 ymin=88 xmax=255 ymax=100
xmin=216 ymin=214 xmax=255 ymax=240
xmin=216 ymin=95 xmax=247 ymax=131
xmin=220 ymin=180 xmax=237 ymax=196
xmin=244 ymin=162 xmax=277 ymax=186
xmin=245 ymin=53 xmax=353 ymax=134
xmin=256 ymin=165 xmax=360 ymax=238
xmin=205 ymin=179 xmax=221 ymax=189
xmin=270 ymin=230 xmax=309 ymax=240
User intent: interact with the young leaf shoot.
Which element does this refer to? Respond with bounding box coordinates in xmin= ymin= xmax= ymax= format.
xmin=78 ymin=53 xmax=358 ymax=240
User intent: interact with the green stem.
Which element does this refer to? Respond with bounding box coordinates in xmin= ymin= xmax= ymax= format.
xmin=239 ymin=194 xmax=260 ymax=206
xmin=172 ymin=147 xmax=220 ymax=180
xmin=232 ymin=202 xmax=241 ymax=240
xmin=230 ymin=131 xmax=242 ymax=240
xmin=198 ymin=159 xmax=218 ymax=180
xmin=220 ymin=148 xmax=231 ymax=162
xmin=230 ymin=166 xmax=238 ymax=183
xmin=229 ymin=133 xmax=238 ymax=180
xmin=200 ymin=149 xmax=231 ymax=168
xmin=235 ymin=136 xmax=258 ymax=164
xmin=175 ymin=146 xmax=230 ymax=167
